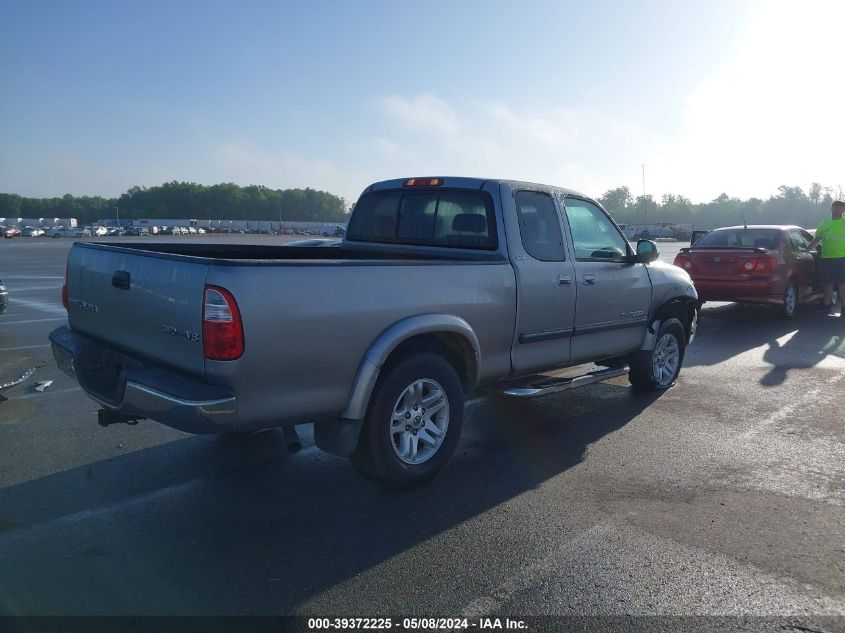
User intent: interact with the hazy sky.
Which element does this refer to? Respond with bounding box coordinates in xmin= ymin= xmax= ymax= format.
xmin=1 ymin=0 xmax=842 ymax=205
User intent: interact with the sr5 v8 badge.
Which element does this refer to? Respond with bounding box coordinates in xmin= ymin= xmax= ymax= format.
xmin=160 ymin=324 xmax=200 ymax=342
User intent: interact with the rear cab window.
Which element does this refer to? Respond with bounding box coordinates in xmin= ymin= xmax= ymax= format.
xmin=346 ymin=189 xmax=497 ymax=250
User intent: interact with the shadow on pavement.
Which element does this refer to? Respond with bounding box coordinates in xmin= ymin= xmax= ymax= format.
xmin=685 ymin=303 xmax=845 ymax=386
xmin=0 ymin=382 xmax=660 ymax=614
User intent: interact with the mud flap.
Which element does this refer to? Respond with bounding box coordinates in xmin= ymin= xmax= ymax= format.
xmin=314 ymin=418 xmax=364 ymax=457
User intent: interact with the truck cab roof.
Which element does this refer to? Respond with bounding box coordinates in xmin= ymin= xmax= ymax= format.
xmin=364 ymin=177 xmax=591 ymax=201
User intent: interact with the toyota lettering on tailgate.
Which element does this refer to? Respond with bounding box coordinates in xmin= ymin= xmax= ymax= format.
xmin=68 ymin=298 xmax=99 ymax=313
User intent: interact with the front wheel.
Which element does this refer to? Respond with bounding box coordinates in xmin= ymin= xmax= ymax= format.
xmin=351 ymin=352 xmax=464 ymax=488
xmin=628 ymin=317 xmax=686 ymax=391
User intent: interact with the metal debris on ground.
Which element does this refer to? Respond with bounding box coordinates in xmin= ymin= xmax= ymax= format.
xmin=34 ymin=380 xmax=53 ymax=392
xmin=0 ymin=367 xmax=36 ymax=391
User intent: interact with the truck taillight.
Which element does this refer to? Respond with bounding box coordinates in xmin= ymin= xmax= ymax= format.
xmin=203 ymin=285 xmax=244 ymax=361
xmin=62 ymin=263 xmax=68 ymax=311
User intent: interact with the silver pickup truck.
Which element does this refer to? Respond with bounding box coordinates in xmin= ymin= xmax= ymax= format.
xmin=50 ymin=177 xmax=697 ymax=486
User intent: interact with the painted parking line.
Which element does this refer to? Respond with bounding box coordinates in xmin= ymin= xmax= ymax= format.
xmin=0 ymin=344 xmax=51 ymax=352
xmin=15 ymin=387 xmax=81 ymax=400
xmin=7 ymin=286 xmax=63 ymax=293
xmin=8 ymin=297 xmax=66 ymax=316
xmin=0 ymin=317 xmax=66 ymax=326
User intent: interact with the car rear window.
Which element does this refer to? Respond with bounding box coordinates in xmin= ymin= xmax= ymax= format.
xmin=346 ymin=190 xmax=497 ymax=250
xmin=694 ymin=228 xmax=782 ymax=250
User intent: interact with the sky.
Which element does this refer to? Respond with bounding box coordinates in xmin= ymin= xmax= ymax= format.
xmin=1 ymin=0 xmax=843 ymax=206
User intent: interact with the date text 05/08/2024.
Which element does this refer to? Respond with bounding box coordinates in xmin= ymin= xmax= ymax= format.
xmin=307 ymin=618 xmax=528 ymax=630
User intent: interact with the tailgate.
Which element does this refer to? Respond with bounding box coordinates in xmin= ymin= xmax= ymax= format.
xmin=688 ymin=249 xmax=761 ymax=280
xmin=66 ymin=244 xmax=208 ymax=375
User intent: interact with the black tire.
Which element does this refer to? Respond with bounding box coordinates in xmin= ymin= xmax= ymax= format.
xmin=628 ymin=317 xmax=686 ymax=391
xmin=351 ymin=352 xmax=464 ymax=488
xmin=780 ymin=280 xmax=798 ymax=319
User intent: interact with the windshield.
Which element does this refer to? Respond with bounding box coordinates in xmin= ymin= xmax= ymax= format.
xmin=693 ymin=228 xmax=782 ymax=249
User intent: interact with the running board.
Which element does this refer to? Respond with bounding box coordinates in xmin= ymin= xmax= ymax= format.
xmin=497 ymin=364 xmax=629 ymax=399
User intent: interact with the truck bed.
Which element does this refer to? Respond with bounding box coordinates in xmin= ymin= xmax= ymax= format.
xmin=64 ymin=240 xmax=517 ymax=429
xmin=81 ymin=241 xmax=506 ymax=264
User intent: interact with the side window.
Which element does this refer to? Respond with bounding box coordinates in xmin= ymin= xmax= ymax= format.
xmin=514 ymin=191 xmax=565 ymax=261
xmin=801 ymin=230 xmax=816 ymax=250
xmin=563 ymin=198 xmax=628 ymax=261
xmin=789 ymin=230 xmax=808 ymax=252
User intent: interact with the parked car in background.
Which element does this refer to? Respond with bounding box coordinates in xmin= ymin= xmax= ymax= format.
xmin=21 ymin=227 xmax=46 ymax=237
xmin=4 ymin=227 xmax=22 ymax=238
xmin=49 ymin=228 xmax=77 ymax=238
xmin=0 ymin=278 xmax=7 ymax=314
xmin=674 ymin=225 xmax=823 ymax=318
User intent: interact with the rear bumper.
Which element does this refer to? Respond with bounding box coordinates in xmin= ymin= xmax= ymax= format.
xmin=49 ymin=326 xmax=237 ymax=434
xmin=693 ymin=278 xmax=786 ymax=304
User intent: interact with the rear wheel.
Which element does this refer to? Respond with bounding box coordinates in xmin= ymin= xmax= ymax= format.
xmin=351 ymin=352 xmax=464 ymax=488
xmin=629 ymin=318 xmax=686 ymax=391
xmin=781 ymin=280 xmax=798 ymax=319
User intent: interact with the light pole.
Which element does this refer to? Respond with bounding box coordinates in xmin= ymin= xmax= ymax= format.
xmin=642 ymin=163 xmax=647 ymax=228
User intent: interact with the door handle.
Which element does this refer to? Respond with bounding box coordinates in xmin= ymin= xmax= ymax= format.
xmin=583 ymin=274 xmax=596 ymax=286
xmin=558 ymin=275 xmax=572 ymax=286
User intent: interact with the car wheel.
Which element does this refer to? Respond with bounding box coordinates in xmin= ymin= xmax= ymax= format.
xmin=351 ymin=352 xmax=463 ymax=488
xmin=628 ymin=317 xmax=686 ymax=391
xmin=781 ymin=280 xmax=798 ymax=319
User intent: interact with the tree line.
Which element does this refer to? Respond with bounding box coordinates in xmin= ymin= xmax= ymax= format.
xmin=2 ymin=180 xmax=841 ymax=229
xmin=599 ymin=183 xmax=844 ymax=230
xmin=0 ymin=181 xmax=349 ymax=224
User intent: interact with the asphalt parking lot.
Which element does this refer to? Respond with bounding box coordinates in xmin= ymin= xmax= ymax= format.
xmin=0 ymin=237 xmax=843 ymax=622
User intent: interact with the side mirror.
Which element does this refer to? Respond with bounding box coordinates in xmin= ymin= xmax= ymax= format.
xmin=636 ymin=239 xmax=660 ymax=263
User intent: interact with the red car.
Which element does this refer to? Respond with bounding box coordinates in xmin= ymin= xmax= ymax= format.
xmin=674 ymin=225 xmax=823 ymax=318
xmin=3 ymin=226 xmax=21 ymax=238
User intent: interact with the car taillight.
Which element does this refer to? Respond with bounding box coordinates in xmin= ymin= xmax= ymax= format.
xmin=742 ymin=256 xmax=777 ymax=275
xmin=674 ymin=255 xmax=693 ymax=271
xmin=62 ymin=262 xmax=68 ymax=310
xmin=203 ymin=285 xmax=244 ymax=361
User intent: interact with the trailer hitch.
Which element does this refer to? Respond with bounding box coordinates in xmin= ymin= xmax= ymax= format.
xmin=97 ymin=409 xmax=144 ymax=427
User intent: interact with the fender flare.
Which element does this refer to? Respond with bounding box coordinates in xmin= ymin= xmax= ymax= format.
xmin=342 ymin=314 xmax=481 ymax=421
xmin=641 ymin=296 xmax=698 ymax=350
